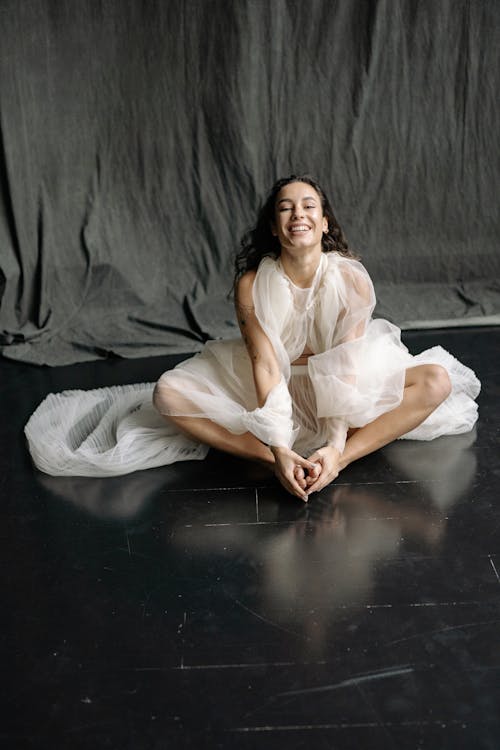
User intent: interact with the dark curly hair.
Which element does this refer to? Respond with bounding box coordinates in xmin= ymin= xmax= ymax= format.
xmin=234 ymin=174 xmax=357 ymax=281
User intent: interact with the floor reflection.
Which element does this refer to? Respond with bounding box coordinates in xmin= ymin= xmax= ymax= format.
xmin=35 ymin=467 xmax=170 ymax=520
xmin=383 ymin=428 xmax=478 ymax=510
xmin=170 ymin=435 xmax=478 ymax=659
xmin=258 ymin=483 xmax=446 ymax=656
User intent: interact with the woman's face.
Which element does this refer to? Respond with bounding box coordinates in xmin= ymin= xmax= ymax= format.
xmin=272 ymin=182 xmax=328 ymax=254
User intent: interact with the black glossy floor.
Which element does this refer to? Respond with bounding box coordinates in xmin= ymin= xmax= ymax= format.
xmin=2 ymin=327 xmax=499 ymax=750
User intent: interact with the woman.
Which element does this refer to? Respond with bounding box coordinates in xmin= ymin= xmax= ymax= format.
xmin=25 ymin=175 xmax=480 ymax=494
xmin=152 ymin=175 xmax=480 ymax=501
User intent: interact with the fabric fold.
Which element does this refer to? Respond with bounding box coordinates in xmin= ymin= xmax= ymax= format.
xmin=241 ymin=376 xmax=297 ymax=448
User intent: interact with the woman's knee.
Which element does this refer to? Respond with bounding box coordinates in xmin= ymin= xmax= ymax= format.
xmin=152 ymin=376 xmax=183 ymax=414
xmin=152 ymin=381 xmax=168 ymax=413
xmin=421 ymin=365 xmax=452 ymax=408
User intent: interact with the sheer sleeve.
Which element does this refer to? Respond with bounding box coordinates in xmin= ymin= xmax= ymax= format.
xmin=241 ymin=258 xmax=297 ymax=449
xmin=323 ymin=416 xmax=349 ymax=454
xmin=332 ymin=261 xmax=375 ymax=344
xmin=308 ymin=256 xmax=409 ymax=442
xmin=241 ymin=376 xmax=298 ymax=448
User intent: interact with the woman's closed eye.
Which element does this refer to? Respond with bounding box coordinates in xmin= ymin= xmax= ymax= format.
xmin=279 ymin=204 xmax=316 ymax=212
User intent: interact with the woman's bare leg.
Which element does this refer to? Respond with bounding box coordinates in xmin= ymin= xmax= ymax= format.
xmin=339 ymin=364 xmax=451 ymax=470
xmin=153 ymin=364 xmax=451 ymax=477
xmin=153 ymin=380 xmax=275 ymax=466
xmin=163 ymin=414 xmax=275 ymax=466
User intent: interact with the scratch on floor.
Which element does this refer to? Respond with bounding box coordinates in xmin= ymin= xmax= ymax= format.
xmin=171 ymin=660 xmax=328 ymax=670
xmin=407 ymin=601 xmax=484 ymax=607
xmin=385 ymin=619 xmax=500 ymax=646
xmin=202 ymin=521 xmax=298 ymax=527
xmin=230 ymin=597 xmax=308 ymax=641
xmin=308 ymin=600 xmax=485 ymax=612
xmin=276 ymin=665 xmax=415 ymax=698
xmin=332 ymin=479 xmax=442 ymax=488
xmin=166 ymin=486 xmax=258 ymax=493
xmin=125 ymin=531 xmax=131 ymax=557
xmin=177 ymin=611 xmax=187 ymax=634
xmin=229 ymin=718 xmax=469 ymax=732
xmin=178 ymin=611 xmax=187 ymax=670
xmin=489 ymin=555 xmax=500 ymax=583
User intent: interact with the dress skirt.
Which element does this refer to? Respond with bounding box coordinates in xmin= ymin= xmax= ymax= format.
xmin=24 ymin=336 xmax=480 ymax=477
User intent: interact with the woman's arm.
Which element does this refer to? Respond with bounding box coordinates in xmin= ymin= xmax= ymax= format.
xmin=235 ymin=272 xmax=316 ymax=501
xmin=235 ymin=271 xmax=282 ymax=406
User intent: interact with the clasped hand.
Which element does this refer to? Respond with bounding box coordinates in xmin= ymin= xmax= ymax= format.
xmin=271 ymin=445 xmax=341 ymax=502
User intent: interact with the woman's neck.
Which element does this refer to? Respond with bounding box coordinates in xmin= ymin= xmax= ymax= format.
xmin=279 ymin=249 xmax=322 ymax=289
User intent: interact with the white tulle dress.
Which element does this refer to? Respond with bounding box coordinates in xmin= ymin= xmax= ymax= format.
xmin=25 ymin=252 xmax=481 ymax=477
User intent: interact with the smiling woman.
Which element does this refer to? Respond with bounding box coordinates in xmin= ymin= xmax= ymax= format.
xmin=234 ymin=175 xmax=354 ymax=281
xmin=152 ymin=175 xmax=480 ymax=501
xmin=273 ymin=184 xmax=329 ymax=262
xmin=25 ymin=176 xmax=480 ymax=499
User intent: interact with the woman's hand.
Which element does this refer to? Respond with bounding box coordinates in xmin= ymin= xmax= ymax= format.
xmin=305 ymin=446 xmax=342 ymax=496
xmin=271 ymin=446 xmax=318 ymax=502
xmin=294 ymin=462 xmax=321 ymax=491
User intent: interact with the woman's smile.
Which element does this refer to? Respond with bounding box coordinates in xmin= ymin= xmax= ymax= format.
xmin=273 ymin=181 xmax=328 ymax=252
xmin=289 ymin=222 xmax=312 ymax=234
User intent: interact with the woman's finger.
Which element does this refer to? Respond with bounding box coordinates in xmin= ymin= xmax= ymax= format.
xmin=307 ymin=451 xmax=322 ymax=463
xmin=275 ymin=466 xmax=308 ymax=501
xmin=294 ymin=465 xmax=307 ymax=490
xmin=308 ymin=462 xmax=321 ymax=479
xmin=289 ymin=450 xmax=317 ymax=470
xmin=304 ymin=463 xmax=321 ymax=487
xmin=307 ymin=469 xmax=338 ymax=495
xmin=306 ymin=465 xmax=332 ymax=493
xmin=290 ymin=478 xmax=308 ymax=501
xmin=296 ymin=456 xmax=318 ymax=472
xmin=286 ymin=473 xmax=308 ymax=501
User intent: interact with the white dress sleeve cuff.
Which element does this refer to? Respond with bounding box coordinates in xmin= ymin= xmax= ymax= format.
xmin=242 ymin=376 xmax=297 ymax=449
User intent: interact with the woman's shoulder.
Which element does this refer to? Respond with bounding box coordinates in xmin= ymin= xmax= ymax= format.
xmin=237 ymin=255 xmax=277 ymax=285
xmin=235 ymin=270 xmax=257 ymax=306
xmin=324 ymin=253 xmax=374 ymax=300
xmin=237 ymin=268 xmax=258 ymax=286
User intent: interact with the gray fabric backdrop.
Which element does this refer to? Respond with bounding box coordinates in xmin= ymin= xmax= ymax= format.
xmin=1 ymin=0 xmax=499 ymax=365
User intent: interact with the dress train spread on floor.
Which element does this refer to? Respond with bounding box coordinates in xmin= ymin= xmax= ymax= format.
xmin=25 ymin=254 xmax=481 ymax=477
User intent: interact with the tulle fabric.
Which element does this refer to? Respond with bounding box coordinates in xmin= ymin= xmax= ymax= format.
xmin=25 ymin=252 xmax=481 ymax=477
xmin=155 ymin=253 xmax=480 ymax=453
xmin=153 ymin=339 xmax=297 ymax=448
xmin=25 ymin=384 xmax=207 ymax=477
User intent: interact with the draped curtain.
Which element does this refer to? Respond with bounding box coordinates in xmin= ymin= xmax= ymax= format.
xmin=1 ymin=0 xmax=498 ymax=365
